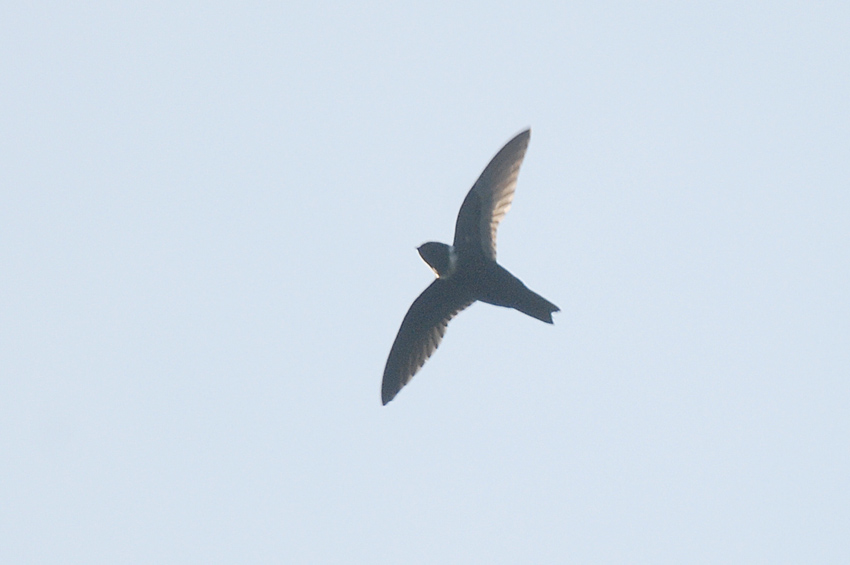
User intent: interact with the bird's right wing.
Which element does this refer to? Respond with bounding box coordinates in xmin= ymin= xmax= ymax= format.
xmin=381 ymin=279 xmax=474 ymax=405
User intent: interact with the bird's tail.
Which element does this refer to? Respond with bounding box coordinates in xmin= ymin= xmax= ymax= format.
xmin=512 ymin=286 xmax=560 ymax=324
xmin=481 ymin=265 xmax=560 ymax=324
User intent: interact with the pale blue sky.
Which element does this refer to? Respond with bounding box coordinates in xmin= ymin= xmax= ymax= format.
xmin=2 ymin=2 xmax=848 ymax=563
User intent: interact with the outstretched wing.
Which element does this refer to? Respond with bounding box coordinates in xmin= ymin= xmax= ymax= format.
xmin=453 ymin=129 xmax=531 ymax=260
xmin=381 ymin=279 xmax=474 ymax=405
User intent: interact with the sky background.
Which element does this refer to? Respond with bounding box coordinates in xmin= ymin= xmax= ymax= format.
xmin=2 ymin=2 xmax=848 ymax=563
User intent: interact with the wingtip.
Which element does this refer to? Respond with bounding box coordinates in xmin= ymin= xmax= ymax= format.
xmin=505 ymin=128 xmax=530 ymax=146
xmin=381 ymin=387 xmax=396 ymax=406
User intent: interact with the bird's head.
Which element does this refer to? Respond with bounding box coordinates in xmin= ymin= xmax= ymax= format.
xmin=417 ymin=242 xmax=457 ymax=278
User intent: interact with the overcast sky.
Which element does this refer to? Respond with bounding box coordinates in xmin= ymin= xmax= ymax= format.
xmin=2 ymin=2 xmax=848 ymax=563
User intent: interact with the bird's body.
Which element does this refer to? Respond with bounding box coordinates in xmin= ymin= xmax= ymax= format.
xmin=381 ymin=129 xmax=559 ymax=405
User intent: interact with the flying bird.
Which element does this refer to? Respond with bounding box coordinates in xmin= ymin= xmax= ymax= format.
xmin=381 ymin=129 xmax=559 ymax=405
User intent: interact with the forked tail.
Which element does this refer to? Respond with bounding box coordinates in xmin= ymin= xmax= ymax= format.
xmin=480 ymin=264 xmax=560 ymax=324
xmin=513 ymin=286 xmax=559 ymax=324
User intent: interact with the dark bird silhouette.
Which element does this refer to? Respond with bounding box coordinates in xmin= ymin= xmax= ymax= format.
xmin=381 ymin=129 xmax=559 ymax=405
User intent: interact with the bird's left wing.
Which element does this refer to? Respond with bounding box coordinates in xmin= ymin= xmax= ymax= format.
xmin=381 ymin=279 xmax=474 ymax=405
xmin=453 ymin=129 xmax=531 ymax=261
